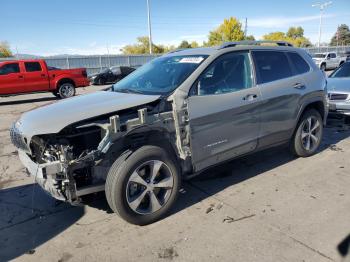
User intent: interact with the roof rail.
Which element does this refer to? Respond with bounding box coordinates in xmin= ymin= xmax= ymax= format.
xmin=167 ymin=48 xmax=187 ymax=54
xmin=219 ymin=41 xmax=293 ymax=49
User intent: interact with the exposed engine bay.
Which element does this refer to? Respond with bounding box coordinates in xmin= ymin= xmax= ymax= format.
xmin=14 ymin=98 xmax=191 ymax=204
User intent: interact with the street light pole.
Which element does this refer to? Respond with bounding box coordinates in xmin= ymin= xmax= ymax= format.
xmin=146 ymin=0 xmax=153 ymax=54
xmin=312 ymin=1 xmax=332 ymax=50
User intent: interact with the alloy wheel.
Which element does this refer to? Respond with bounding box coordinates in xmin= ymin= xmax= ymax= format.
xmin=126 ymin=160 xmax=174 ymax=215
xmin=301 ymin=116 xmax=321 ymax=152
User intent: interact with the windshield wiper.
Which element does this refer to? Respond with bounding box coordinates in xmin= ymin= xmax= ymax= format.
xmin=114 ymin=88 xmax=144 ymax=94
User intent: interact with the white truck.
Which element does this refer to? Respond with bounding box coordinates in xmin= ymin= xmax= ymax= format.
xmin=312 ymin=52 xmax=346 ymax=71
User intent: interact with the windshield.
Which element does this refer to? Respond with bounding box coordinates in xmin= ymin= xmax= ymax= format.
xmin=113 ymin=55 xmax=208 ymax=95
xmin=329 ymin=62 xmax=350 ymax=78
xmin=312 ymin=53 xmax=326 ymax=58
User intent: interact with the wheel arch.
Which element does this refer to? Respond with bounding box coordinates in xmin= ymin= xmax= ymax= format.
xmin=294 ymin=98 xmax=326 ymax=134
xmin=55 ymin=77 xmax=76 ymax=90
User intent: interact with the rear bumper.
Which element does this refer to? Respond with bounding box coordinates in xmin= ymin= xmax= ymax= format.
xmin=75 ymin=78 xmax=90 ymax=87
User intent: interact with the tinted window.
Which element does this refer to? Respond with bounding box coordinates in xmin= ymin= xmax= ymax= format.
xmin=0 ymin=63 xmax=20 ymax=75
xmin=329 ymin=62 xmax=350 ymax=78
xmin=194 ymin=52 xmax=253 ymax=96
xmin=330 ymin=53 xmax=336 ymax=58
xmin=25 ymin=62 xmax=42 ymax=72
xmin=288 ymin=52 xmax=310 ymax=75
xmin=252 ymin=51 xmax=293 ymax=84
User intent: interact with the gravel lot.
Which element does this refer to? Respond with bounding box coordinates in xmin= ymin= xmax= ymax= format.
xmin=0 ymin=84 xmax=350 ymax=262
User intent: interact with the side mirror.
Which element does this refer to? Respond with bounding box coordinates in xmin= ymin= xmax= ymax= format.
xmin=327 ymin=56 xmax=330 ymax=60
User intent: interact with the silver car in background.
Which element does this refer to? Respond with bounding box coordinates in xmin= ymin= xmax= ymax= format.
xmin=328 ymin=61 xmax=350 ymax=116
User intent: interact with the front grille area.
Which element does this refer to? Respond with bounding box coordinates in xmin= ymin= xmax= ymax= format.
xmin=9 ymin=123 xmax=30 ymax=152
xmin=328 ymin=93 xmax=349 ymax=101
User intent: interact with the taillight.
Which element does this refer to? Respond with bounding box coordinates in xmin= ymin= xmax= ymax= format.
xmin=82 ymin=70 xmax=87 ymax=77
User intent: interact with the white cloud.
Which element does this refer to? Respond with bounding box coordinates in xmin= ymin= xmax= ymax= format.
xmin=249 ymin=14 xmax=336 ymax=29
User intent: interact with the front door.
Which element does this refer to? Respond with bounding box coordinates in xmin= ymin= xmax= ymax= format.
xmin=187 ymin=51 xmax=261 ymax=172
xmin=0 ymin=62 xmax=24 ymax=94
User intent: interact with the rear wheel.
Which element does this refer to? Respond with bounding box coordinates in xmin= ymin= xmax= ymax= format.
xmin=105 ymin=145 xmax=180 ymax=225
xmin=290 ymin=109 xmax=323 ymax=157
xmin=57 ymin=82 xmax=76 ymax=99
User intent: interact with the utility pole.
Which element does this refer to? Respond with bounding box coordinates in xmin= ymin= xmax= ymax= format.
xmin=146 ymin=0 xmax=153 ymax=54
xmin=312 ymin=1 xmax=332 ymax=50
xmin=244 ymin=18 xmax=248 ymax=39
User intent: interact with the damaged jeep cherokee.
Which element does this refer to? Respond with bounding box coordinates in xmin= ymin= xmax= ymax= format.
xmin=10 ymin=41 xmax=328 ymax=225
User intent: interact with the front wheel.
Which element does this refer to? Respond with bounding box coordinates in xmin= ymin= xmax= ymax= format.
xmin=105 ymin=145 xmax=180 ymax=225
xmin=290 ymin=109 xmax=323 ymax=157
xmin=57 ymin=83 xmax=76 ymax=99
xmin=320 ymin=63 xmax=326 ymax=71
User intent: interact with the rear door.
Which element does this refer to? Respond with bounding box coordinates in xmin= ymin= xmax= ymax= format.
xmin=187 ymin=51 xmax=261 ymax=171
xmin=22 ymin=61 xmax=49 ymax=92
xmin=251 ymin=50 xmax=308 ymax=147
xmin=0 ymin=62 xmax=24 ymax=94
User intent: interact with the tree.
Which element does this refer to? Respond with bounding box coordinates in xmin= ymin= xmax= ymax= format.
xmin=245 ymin=35 xmax=255 ymax=41
xmin=178 ymin=40 xmax=191 ymax=49
xmin=0 ymin=41 xmax=12 ymax=57
xmin=207 ymin=17 xmax=245 ymax=46
xmin=263 ymin=27 xmax=312 ymax=47
xmin=330 ymin=24 xmax=350 ymax=46
xmin=190 ymin=41 xmax=199 ymax=48
xmin=122 ymin=36 xmax=165 ymax=54
xmin=287 ymin=27 xmax=304 ymax=39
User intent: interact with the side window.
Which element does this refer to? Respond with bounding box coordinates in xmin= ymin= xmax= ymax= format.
xmin=330 ymin=53 xmax=336 ymax=58
xmin=25 ymin=62 xmax=42 ymax=72
xmin=252 ymin=51 xmax=293 ymax=84
xmin=287 ymin=52 xmax=311 ymax=75
xmin=193 ymin=52 xmax=253 ymax=96
xmin=0 ymin=63 xmax=20 ymax=75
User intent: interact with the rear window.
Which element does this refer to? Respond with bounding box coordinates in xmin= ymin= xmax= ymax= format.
xmin=287 ymin=52 xmax=310 ymax=75
xmin=252 ymin=51 xmax=293 ymax=84
xmin=25 ymin=62 xmax=42 ymax=72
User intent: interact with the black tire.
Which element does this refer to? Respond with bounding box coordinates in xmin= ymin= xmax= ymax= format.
xmin=105 ymin=145 xmax=180 ymax=225
xmin=57 ymin=82 xmax=76 ymax=99
xmin=98 ymin=78 xmax=105 ymax=85
xmin=52 ymin=91 xmax=60 ymax=98
xmin=290 ymin=109 xmax=323 ymax=157
xmin=320 ymin=63 xmax=326 ymax=71
xmin=105 ymin=150 xmax=132 ymax=210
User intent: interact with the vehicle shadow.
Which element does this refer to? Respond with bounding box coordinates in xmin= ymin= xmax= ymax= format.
xmin=0 ymin=184 xmax=84 ymax=261
xmin=0 ymin=96 xmax=57 ymax=106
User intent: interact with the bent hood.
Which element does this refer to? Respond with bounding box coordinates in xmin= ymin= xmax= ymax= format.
xmin=17 ymin=91 xmax=160 ymax=140
xmin=327 ymin=78 xmax=350 ymax=93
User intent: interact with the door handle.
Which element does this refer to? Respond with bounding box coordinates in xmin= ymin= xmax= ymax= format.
xmin=41 ymin=74 xmax=46 ymax=77
xmin=18 ymin=75 xmax=24 ymax=79
xmin=243 ymin=94 xmax=258 ymax=101
xmin=293 ymin=83 xmax=306 ymax=89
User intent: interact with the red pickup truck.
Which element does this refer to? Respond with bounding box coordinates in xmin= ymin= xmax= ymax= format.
xmin=0 ymin=59 xmax=89 ymax=99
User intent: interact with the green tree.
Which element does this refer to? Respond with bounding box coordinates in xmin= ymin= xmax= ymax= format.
xmin=0 ymin=41 xmax=12 ymax=57
xmin=190 ymin=41 xmax=199 ymax=48
xmin=207 ymin=17 xmax=245 ymax=46
xmin=287 ymin=26 xmax=304 ymax=39
xmin=178 ymin=40 xmax=191 ymax=49
xmin=330 ymin=24 xmax=350 ymax=46
xmin=263 ymin=27 xmax=312 ymax=47
xmin=245 ymin=35 xmax=255 ymax=41
xmin=122 ymin=36 xmax=165 ymax=54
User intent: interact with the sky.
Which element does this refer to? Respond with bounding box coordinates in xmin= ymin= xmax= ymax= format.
xmin=2 ymin=0 xmax=350 ymax=56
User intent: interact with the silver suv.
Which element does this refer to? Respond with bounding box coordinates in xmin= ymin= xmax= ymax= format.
xmin=11 ymin=41 xmax=328 ymax=225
